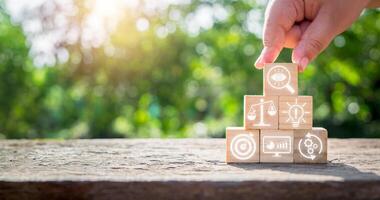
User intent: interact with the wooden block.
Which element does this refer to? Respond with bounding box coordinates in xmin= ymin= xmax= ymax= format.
xmin=264 ymin=63 xmax=298 ymax=96
xmin=294 ymin=128 xmax=328 ymax=164
xmin=260 ymin=130 xmax=294 ymax=163
xmin=226 ymin=127 xmax=260 ymax=163
xmin=279 ymin=96 xmax=312 ymax=129
xmin=244 ymin=95 xmax=278 ymax=130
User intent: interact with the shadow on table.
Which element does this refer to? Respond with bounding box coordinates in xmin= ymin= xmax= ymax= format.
xmin=228 ymin=160 xmax=380 ymax=180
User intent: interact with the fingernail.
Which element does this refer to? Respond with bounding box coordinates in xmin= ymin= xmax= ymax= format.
xmin=292 ymin=46 xmax=303 ymax=64
xmin=293 ymin=56 xmax=300 ymax=65
xmin=292 ymin=52 xmax=302 ymax=64
xmin=299 ymin=57 xmax=309 ymax=71
xmin=254 ymin=54 xmax=263 ymax=68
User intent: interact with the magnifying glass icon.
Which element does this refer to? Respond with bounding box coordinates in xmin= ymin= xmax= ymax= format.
xmin=285 ymin=82 xmax=295 ymax=94
xmin=267 ymin=65 xmax=295 ymax=94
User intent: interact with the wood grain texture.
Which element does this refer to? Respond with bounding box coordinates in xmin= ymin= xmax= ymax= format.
xmin=244 ymin=95 xmax=278 ymax=130
xmin=226 ymin=127 xmax=259 ymax=163
xmin=260 ymin=130 xmax=294 ymax=163
xmin=1 ymin=139 xmax=380 ymax=200
xmin=264 ymin=63 xmax=298 ymax=96
xmin=279 ymin=96 xmax=313 ymax=129
xmin=294 ymin=128 xmax=328 ymax=164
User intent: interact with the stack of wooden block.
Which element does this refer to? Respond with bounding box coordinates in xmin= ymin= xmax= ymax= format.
xmin=226 ymin=63 xmax=328 ymax=164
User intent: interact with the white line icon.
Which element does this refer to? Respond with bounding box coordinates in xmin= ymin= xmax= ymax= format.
xmin=247 ymin=98 xmax=277 ymax=126
xmin=230 ymin=134 xmax=256 ymax=160
xmin=282 ymin=98 xmax=310 ymax=128
xmin=267 ymin=65 xmax=295 ymax=94
xmin=298 ymin=132 xmax=323 ymax=160
xmin=262 ymin=136 xmax=292 ymax=157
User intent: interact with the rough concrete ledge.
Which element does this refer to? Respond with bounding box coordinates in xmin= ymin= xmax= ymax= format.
xmin=0 ymin=139 xmax=380 ymax=200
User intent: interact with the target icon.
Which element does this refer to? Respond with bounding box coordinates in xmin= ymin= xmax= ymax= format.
xmin=230 ymin=134 xmax=256 ymax=160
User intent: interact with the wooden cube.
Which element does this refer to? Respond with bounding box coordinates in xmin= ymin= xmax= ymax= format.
xmin=244 ymin=95 xmax=278 ymax=130
xmin=279 ymin=96 xmax=312 ymax=129
xmin=226 ymin=127 xmax=260 ymax=163
xmin=264 ymin=63 xmax=298 ymax=96
xmin=260 ymin=130 xmax=294 ymax=163
xmin=294 ymin=128 xmax=328 ymax=164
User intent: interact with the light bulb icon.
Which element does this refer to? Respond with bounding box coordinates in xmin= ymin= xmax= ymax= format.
xmin=283 ymin=98 xmax=310 ymax=128
xmin=288 ymin=104 xmax=304 ymax=128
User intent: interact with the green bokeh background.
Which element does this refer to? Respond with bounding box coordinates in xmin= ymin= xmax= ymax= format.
xmin=0 ymin=1 xmax=379 ymax=139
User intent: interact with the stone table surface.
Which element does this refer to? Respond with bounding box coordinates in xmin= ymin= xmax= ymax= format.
xmin=0 ymin=139 xmax=380 ymax=200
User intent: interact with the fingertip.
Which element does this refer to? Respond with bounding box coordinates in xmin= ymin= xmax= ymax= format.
xmin=292 ymin=45 xmax=303 ymax=64
xmin=254 ymin=55 xmax=264 ymax=69
xmin=255 ymin=46 xmax=283 ymax=69
xmin=298 ymin=66 xmax=304 ymax=72
xmin=298 ymin=57 xmax=309 ymax=72
xmin=255 ymin=64 xmax=264 ymax=69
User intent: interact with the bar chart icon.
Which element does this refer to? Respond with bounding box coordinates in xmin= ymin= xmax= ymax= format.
xmin=262 ymin=136 xmax=292 ymax=157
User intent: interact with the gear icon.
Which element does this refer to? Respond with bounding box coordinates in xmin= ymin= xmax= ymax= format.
xmin=304 ymin=138 xmax=313 ymax=148
xmin=307 ymin=147 xmax=314 ymax=154
xmin=298 ymin=133 xmax=323 ymax=160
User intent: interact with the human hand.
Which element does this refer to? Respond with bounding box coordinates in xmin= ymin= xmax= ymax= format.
xmin=254 ymin=0 xmax=371 ymax=71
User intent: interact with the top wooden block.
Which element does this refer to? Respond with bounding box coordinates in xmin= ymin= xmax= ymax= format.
xmin=264 ymin=63 xmax=298 ymax=96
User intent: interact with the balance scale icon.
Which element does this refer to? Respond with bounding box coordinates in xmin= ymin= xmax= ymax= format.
xmin=247 ymin=98 xmax=277 ymax=126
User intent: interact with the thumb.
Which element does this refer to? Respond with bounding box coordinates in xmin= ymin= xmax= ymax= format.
xmin=292 ymin=13 xmax=337 ymax=71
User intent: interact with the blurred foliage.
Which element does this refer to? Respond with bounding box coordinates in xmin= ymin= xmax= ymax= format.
xmin=0 ymin=1 xmax=379 ymax=139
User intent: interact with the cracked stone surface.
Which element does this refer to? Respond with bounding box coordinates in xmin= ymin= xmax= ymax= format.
xmin=0 ymin=139 xmax=380 ymax=200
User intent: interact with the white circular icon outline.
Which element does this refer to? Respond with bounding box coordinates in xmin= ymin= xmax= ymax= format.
xmin=230 ymin=134 xmax=256 ymax=160
xmin=298 ymin=133 xmax=323 ymax=160
xmin=267 ymin=65 xmax=295 ymax=94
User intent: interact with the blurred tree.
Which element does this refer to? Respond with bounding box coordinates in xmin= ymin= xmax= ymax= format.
xmin=0 ymin=1 xmax=379 ymax=139
xmin=0 ymin=6 xmax=34 ymax=138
